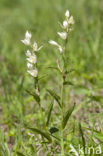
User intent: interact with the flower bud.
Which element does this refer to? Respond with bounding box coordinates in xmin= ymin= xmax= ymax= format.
xmin=68 ymin=16 xmax=74 ymax=24
xmin=33 ymin=42 xmax=38 ymax=51
xmin=25 ymin=31 xmax=32 ymax=39
xmin=65 ymin=10 xmax=70 ymax=18
xmin=49 ymin=40 xmax=58 ymax=46
xmin=27 ymin=62 xmax=33 ymax=69
xmin=63 ymin=21 xmax=68 ymax=29
xmin=26 ymin=50 xmax=31 ymax=57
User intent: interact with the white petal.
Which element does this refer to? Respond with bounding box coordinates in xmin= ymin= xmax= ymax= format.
xmin=65 ymin=10 xmax=70 ymax=18
xmin=27 ymin=69 xmax=38 ymax=77
xmin=58 ymin=46 xmax=63 ymax=53
xmin=26 ymin=50 xmax=31 ymax=57
xmin=27 ymin=55 xmax=37 ymax=64
xmin=57 ymin=32 xmax=67 ymax=40
xmin=27 ymin=62 xmax=33 ymax=69
xmin=25 ymin=31 xmax=32 ymax=39
xmin=33 ymin=42 xmax=38 ymax=51
xmin=49 ymin=40 xmax=59 ymax=46
xmin=21 ymin=39 xmax=30 ymax=45
xmin=68 ymin=16 xmax=74 ymax=24
xmin=63 ymin=20 xmax=68 ymax=29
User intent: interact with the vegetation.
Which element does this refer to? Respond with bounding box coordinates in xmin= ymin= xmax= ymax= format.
xmin=0 ymin=0 xmax=103 ymax=155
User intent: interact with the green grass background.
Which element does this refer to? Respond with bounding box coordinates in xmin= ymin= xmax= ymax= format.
xmin=0 ymin=0 xmax=103 ymax=155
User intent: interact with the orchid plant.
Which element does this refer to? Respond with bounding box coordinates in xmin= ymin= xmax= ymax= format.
xmin=21 ymin=10 xmax=75 ymax=156
xmin=21 ymin=31 xmax=43 ymax=96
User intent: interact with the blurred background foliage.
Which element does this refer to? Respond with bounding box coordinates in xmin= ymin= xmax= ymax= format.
xmin=0 ymin=0 xmax=103 ymax=87
xmin=0 ymin=0 xmax=103 ymax=155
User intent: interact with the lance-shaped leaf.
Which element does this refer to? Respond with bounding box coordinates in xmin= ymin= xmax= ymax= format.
xmin=17 ymin=152 xmax=26 ymax=156
xmin=47 ymin=89 xmax=61 ymax=108
xmin=79 ymin=123 xmax=86 ymax=155
xmin=38 ymin=74 xmax=48 ymax=81
xmin=63 ymin=81 xmax=73 ymax=86
xmin=89 ymin=95 xmax=102 ymax=102
xmin=65 ymin=69 xmax=75 ymax=75
xmin=49 ymin=127 xmax=59 ymax=134
xmin=28 ymin=127 xmax=52 ymax=143
xmin=46 ymin=102 xmax=53 ymax=126
xmin=26 ymin=90 xmax=40 ymax=103
xmin=47 ymin=66 xmax=61 ymax=73
xmin=62 ymin=103 xmax=75 ymax=129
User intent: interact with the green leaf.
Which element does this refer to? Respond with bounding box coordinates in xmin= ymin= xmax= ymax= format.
xmin=28 ymin=127 xmax=52 ymax=143
xmin=17 ymin=152 xmax=25 ymax=156
xmin=38 ymin=74 xmax=48 ymax=80
xmin=46 ymin=102 xmax=53 ymax=126
xmin=47 ymin=66 xmax=60 ymax=72
xmin=62 ymin=103 xmax=75 ymax=129
xmin=90 ymin=95 xmax=102 ymax=102
xmin=26 ymin=90 xmax=40 ymax=103
xmin=47 ymin=89 xmax=61 ymax=108
xmin=94 ymin=133 xmax=103 ymax=143
xmin=65 ymin=69 xmax=75 ymax=75
xmin=63 ymin=81 xmax=73 ymax=86
xmin=83 ymin=127 xmax=103 ymax=143
xmin=72 ymin=99 xmax=88 ymax=115
xmin=49 ymin=127 xmax=59 ymax=134
xmin=79 ymin=123 xmax=86 ymax=155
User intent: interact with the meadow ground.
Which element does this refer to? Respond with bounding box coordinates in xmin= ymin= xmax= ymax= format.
xmin=0 ymin=0 xmax=103 ymax=155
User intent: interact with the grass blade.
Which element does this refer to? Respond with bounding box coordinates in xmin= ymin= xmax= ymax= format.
xmin=83 ymin=127 xmax=103 ymax=143
xmin=79 ymin=123 xmax=86 ymax=155
xmin=28 ymin=127 xmax=52 ymax=143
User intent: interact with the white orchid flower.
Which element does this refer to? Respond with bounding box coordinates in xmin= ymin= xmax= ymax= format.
xmin=26 ymin=50 xmax=31 ymax=57
xmin=25 ymin=31 xmax=32 ymax=39
xmin=21 ymin=31 xmax=32 ymax=45
xmin=49 ymin=40 xmax=59 ymax=46
xmin=27 ymin=54 xmax=37 ymax=64
xmin=68 ymin=16 xmax=74 ymax=24
xmin=27 ymin=62 xmax=33 ymax=69
xmin=21 ymin=39 xmax=30 ymax=45
xmin=33 ymin=42 xmax=43 ymax=52
xmin=63 ymin=20 xmax=68 ymax=29
xmin=27 ymin=69 xmax=38 ymax=77
xmin=49 ymin=40 xmax=63 ymax=53
xmin=57 ymin=32 xmax=67 ymax=40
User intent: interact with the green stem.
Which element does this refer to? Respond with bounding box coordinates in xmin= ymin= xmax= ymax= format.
xmin=35 ymin=77 xmax=45 ymax=125
xmin=60 ymin=54 xmax=65 ymax=156
xmin=60 ymin=35 xmax=68 ymax=156
xmin=34 ymin=70 xmax=46 ymax=152
xmin=60 ymin=78 xmax=65 ymax=156
xmin=34 ymin=61 xmax=45 ymax=127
